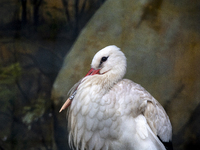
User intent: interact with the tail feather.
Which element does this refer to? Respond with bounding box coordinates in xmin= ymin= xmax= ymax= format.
xmin=158 ymin=136 xmax=173 ymax=150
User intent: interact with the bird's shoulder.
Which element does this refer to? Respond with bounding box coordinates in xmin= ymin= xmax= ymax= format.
xmin=111 ymin=79 xmax=154 ymax=104
xmin=108 ymin=79 xmax=152 ymax=117
xmin=114 ymin=79 xmax=153 ymax=96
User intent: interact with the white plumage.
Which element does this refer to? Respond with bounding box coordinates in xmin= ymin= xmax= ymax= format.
xmin=60 ymin=45 xmax=172 ymax=150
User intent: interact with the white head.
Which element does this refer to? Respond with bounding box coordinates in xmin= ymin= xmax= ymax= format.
xmin=86 ymin=45 xmax=127 ymax=83
xmin=59 ymin=45 xmax=127 ymax=112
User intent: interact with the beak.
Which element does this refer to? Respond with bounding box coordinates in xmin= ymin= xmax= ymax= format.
xmin=85 ymin=68 xmax=100 ymax=76
xmin=59 ymin=68 xmax=100 ymax=112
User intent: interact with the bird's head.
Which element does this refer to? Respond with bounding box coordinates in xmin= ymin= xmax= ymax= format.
xmin=86 ymin=45 xmax=127 ymax=82
xmin=59 ymin=45 xmax=127 ymax=112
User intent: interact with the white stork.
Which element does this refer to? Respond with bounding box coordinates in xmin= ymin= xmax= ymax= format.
xmin=60 ymin=45 xmax=173 ymax=150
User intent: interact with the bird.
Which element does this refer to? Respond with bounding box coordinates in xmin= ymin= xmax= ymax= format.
xmin=59 ymin=45 xmax=173 ymax=150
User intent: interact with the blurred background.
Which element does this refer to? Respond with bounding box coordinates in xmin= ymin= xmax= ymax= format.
xmin=0 ymin=0 xmax=200 ymax=150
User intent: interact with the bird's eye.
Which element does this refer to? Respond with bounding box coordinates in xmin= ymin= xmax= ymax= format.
xmin=101 ymin=56 xmax=108 ymax=62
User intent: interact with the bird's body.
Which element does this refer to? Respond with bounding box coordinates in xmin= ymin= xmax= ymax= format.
xmin=61 ymin=45 xmax=172 ymax=150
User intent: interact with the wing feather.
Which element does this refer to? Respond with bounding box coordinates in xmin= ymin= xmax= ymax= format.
xmin=144 ymin=100 xmax=172 ymax=142
xmin=120 ymin=79 xmax=172 ymax=142
xmin=130 ymin=80 xmax=172 ymax=142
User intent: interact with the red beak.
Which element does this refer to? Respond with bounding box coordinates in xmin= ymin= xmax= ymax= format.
xmin=59 ymin=68 xmax=100 ymax=112
xmin=85 ymin=68 xmax=100 ymax=76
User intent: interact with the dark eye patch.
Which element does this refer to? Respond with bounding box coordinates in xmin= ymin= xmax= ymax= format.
xmin=101 ymin=56 xmax=108 ymax=62
xmin=99 ymin=56 xmax=109 ymax=67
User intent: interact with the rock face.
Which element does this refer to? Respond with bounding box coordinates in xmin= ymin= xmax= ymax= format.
xmin=52 ymin=0 xmax=200 ymax=149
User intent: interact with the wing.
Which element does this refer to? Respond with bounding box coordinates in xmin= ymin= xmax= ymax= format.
xmin=144 ymin=100 xmax=172 ymax=142
xmin=135 ymin=114 xmax=167 ymax=150
xmin=144 ymin=100 xmax=173 ymax=150
xmin=119 ymin=79 xmax=173 ymax=149
xmin=128 ymin=79 xmax=173 ymax=149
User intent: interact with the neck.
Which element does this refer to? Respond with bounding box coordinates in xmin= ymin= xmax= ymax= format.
xmin=87 ymin=72 xmax=122 ymax=91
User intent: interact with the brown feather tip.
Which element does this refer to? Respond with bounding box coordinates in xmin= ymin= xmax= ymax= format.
xmin=59 ymin=98 xmax=71 ymax=113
